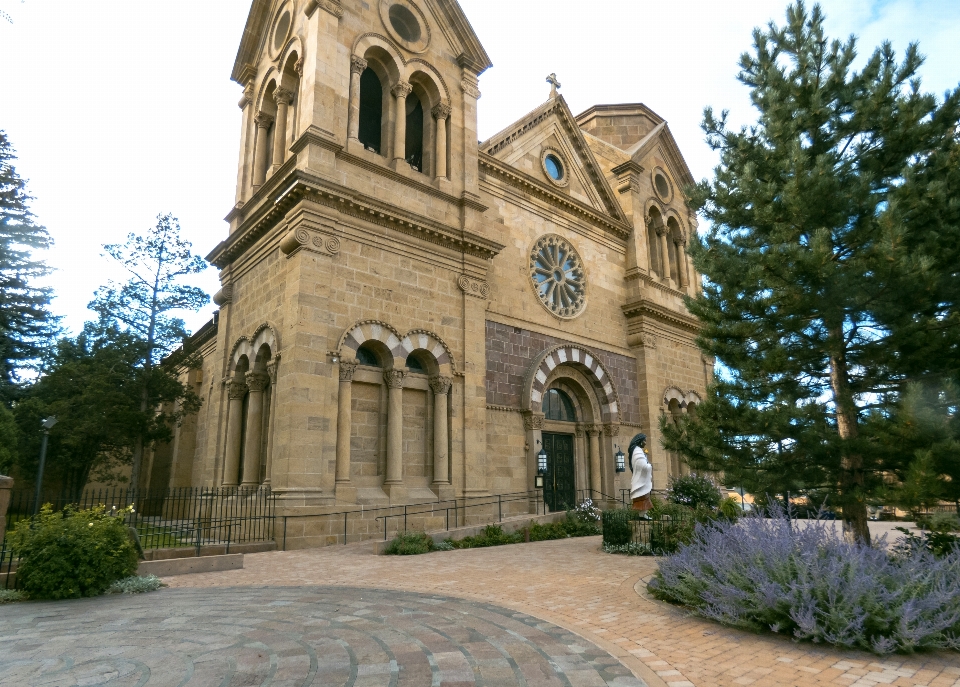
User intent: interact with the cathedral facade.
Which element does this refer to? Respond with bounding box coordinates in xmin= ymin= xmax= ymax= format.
xmin=157 ymin=0 xmax=712 ymax=546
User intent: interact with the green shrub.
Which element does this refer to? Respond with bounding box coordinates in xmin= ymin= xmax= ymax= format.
xmin=106 ymin=575 xmax=164 ymax=594
xmin=667 ymin=473 xmax=723 ymax=510
xmin=719 ymin=496 xmax=741 ymax=521
xmin=9 ymin=504 xmax=139 ymax=600
xmin=454 ymin=525 xmax=522 ymax=549
xmin=434 ymin=540 xmax=455 ymax=551
xmin=384 ymin=531 xmax=435 ymax=555
xmin=0 ymin=588 xmax=25 ymax=604
xmin=601 ymin=509 xmax=634 ymax=546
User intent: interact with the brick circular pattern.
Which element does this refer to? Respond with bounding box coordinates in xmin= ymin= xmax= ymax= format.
xmin=0 ymin=586 xmax=645 ymax=687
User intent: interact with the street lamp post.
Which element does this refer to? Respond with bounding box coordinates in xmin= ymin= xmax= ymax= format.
xmin=33 ymin=416 xmax=58 ymax=515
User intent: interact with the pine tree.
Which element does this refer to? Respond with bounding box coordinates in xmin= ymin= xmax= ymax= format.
xmin=88 ymin=213 xmax=208 ymax=489
xmin=663 ymin=2 xmax=960 ymax=544
xmin=0 ymin=131 xmax=58 ymax=403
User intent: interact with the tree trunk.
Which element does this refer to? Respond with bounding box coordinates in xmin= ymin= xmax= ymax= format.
xmin=129 ymin=383 xmax=149 ymax=492
xmin=829 ymin=339 xmax=870 ymax=546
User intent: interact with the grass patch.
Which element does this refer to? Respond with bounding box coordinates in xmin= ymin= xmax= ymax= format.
xmin=107 ymin=575 xmax=164 ymax=595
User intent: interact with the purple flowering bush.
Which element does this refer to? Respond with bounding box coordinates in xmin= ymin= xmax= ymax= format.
xmin=649 ymin=505 xmax=960 ymax=654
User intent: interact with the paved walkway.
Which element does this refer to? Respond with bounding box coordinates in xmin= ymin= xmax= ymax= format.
xmin=161 ymin=536 xmax=960 ymax=687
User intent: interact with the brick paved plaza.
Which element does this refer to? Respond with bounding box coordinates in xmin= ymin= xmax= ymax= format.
xmin=2 ymin=537 xmax=959 ymax=686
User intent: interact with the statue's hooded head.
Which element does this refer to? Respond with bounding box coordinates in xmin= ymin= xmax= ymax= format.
xmin=627 ymin=433 xmax=647 ymax=472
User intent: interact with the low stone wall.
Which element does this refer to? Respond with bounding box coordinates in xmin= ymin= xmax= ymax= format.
xmin=372 ymin=511 xmax=569 ymax=554
xmin=138 ymin=554 xmax=243 ymax=577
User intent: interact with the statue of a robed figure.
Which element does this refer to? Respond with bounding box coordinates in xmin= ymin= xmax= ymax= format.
xmin=628 ymin=433 xmax=653 ymax=514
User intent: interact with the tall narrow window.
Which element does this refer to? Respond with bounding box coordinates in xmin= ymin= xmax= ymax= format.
xmin=543 ymin=388 xmax=577 ymax=422
xmin=358 ymin=68 xmax=383 ymax=154
xmin=405 ymin=92 xmax=424 ymax=172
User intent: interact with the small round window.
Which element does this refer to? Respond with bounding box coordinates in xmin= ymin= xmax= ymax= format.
xmin=654 ymin=172 xmax=671 ymax=199
xmin=544 ymin=154 xmax=564 ymax=181
xmin=273 ymin=10 xmax=291 ymax=52
xmin=389 ymin=4 xmax=421 ymax=43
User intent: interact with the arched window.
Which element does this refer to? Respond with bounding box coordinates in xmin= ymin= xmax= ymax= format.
xmin=667 ymin=217 xmax=682 ymax=283
xmin=543 ymin=388 xmax=577 ymax=422
xmin=356 ymin=343 xmax=380 ymax=367
xmin=405 ymin=92 xmax=424 ymax=172
xmin=406 ymin=355 xmax=424 ymax=372
xmin=359 ymin=68 xmax=383 ymax=154
xmin=647 ymin=208 xmax=663 ymax=277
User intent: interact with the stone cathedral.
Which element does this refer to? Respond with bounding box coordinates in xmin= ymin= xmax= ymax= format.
xmin=152 ymin=0 xmax=712 ymax=546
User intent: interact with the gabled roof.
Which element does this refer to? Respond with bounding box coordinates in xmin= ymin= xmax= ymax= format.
xmin=231 ymin=0 xmax=491 ymax=85
xmin=479 ymin=95 xmax=629 ymax=225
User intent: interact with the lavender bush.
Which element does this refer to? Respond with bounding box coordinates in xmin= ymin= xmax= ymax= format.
xmin=649 ymin=505 xmax=960 ymax=654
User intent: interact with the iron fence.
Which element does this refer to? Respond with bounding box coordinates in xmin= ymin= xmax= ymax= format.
xmin=0 ymin=541 xmax=16 ymax=590
xmin=4 ymin=487 xmax=277 ymax=552
xmin=601 ymin=508 xmax=693 ymax=554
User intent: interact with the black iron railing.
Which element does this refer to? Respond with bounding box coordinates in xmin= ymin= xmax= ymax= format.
xmin=0 ymin=541 xmax=16 ymax=590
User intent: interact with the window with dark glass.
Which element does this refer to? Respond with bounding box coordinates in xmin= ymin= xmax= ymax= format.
xmin=356 ymin=344 xmax=380 ymax=367
xmin=543 ymin=388 xmax=576 ymax=422
xmin=406 ymin=355 xmax=424 ymax=372
xmin=544 ymin=154 xmax=564 ymax=181
xmin=358 ymin=68 xmax=383 ymax=154
xmin=405 ymin=92 xmax=424 ymax=172
xmin=389 ymin=4 xmax=421 ymax=43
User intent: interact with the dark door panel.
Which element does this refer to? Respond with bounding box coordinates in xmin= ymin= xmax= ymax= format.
xmin=543 ymin=432 xmax=576 ymax=512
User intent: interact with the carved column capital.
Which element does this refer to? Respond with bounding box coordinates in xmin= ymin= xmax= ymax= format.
xmin=254 ymin=112 xmax=275 ymax=129
xmin=350 ymin=55 xmax=368 ymax=74
xmin=432 ymin=102 xmax=452 ymax=121
xmin=383 ymin=369 xmax=406 ymax=389
xmin=239 ymin=81 xmax=254 ymax=109
xmin=603 ymin=424 xmax=621 ymax=438
xmin=274 ymin=87 xmax=294 ymax=105
xmin=339 ymin=359 xmax=359 ymax=382
xmin=522 ymin=413 xmax=545 ymax=431
xmin=245 ymin=372 xmax=270 ymax=393
xmin=587 ymin=424 xmax=604 ymax=437
xmin=391 ymin=81 xmax=412 ymax=99
xmin=266 ymin=356 xmax=280 ymax=384
xmin=429 ymin=376 xmax=452 ymax=396
xmin=228 ymin=380 xmax=248 ymax=400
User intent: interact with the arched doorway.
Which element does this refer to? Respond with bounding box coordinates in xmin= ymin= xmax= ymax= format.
xmin=541 ymin=388 xmax=577 ymax=511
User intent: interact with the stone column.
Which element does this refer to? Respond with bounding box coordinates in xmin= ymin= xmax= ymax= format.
xmin=523 ymin=412 xmax=545 ymax=512
xmin=348 ymin=56 xmax=367 ymax=142
xmin=272 ymin=88 xmax=294 ymax=169
xmin=383 ymin=369 xmax=406 ymax=488
xmin=432 ymin=102 xmax=451 ymax=179
xmin=588 ymin=425 xmax=603 ymax=499
xmin=241 ymin=372 xmax=270 ymax=487
xmin=658 ymin=227 xmax=671 ymax=285
xmin=688 ymin=252 xmax=699 ymax=295
xmin=391 ymin=81 xmax=412 ymax=164
xmin=235 ymin=81 xmax=254 ymax=204
xmin=263 ymin=357 xmax=280 ymax=487
xmin=336 ymin=359 xmax=359 ymax=489
xmin=429 ymin=376 xmax=452 ymax=485
xmin=252 ymin=113 xmax=274 ymax=189
xmin=222 ymin=379 xmax=248 ymax=487
xmin=603 ymin=424 xmax=621 ymax=506
xmin=676 ymin=237 xmax=689 ymax=289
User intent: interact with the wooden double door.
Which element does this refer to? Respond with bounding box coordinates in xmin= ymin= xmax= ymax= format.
xmin=542 ymin=432 xmax=576 ymax=512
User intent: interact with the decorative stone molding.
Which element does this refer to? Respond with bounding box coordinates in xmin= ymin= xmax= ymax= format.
xmin=529 ymin=234 xmax=585 ymax=319
xmin=338 ymin=359 xmax=359 ymax=382
xmin=460 ymin=75 xmax=481 ymax=100
xmin=383 ymin=369 xmax=405 ymax=389
xmin=266 ymin=356 xmax=280 ymax=384
xmin=522 ymin=413 xmax=545 ymax=431
xmin=429 ymin=376 xmax=453 ymax=395
xmin=350 ymin=55 xmax=368 ymax=75
xmin=212 ymin=284 xmax=234 ymax=306
xmin=239 ymin=81 xmax=254 ymax=109
xmin=432 ymin=102 xmax=452 ymax=121
xmin=588 ymin=424 xmax=604 ymax=437
xmin=279 ymin=227 xmax=341 ymax=258
xmin=254 ymin=112 xmax=275 ymax=129
xmin=305 ymin=0 xmax=343 ymax=18
xmin=457 ymin=274 xmax=489 ymax=299
xmin=245 ymin=372 xmax=270 ymax=393
xmin=523 ymin=344 xmax=622 ymax=425
xmin=391 ymin=81 xmax=413 ymax=99
xmin=228 ymin=380 xmax=248 ymax=400
xmin=274 ymin=87 xmax=294 ymax=105
xmin=294 ymin=57 xmax=304 ymax=76
xmin=603 ymin=424 xmax=620 ymax=438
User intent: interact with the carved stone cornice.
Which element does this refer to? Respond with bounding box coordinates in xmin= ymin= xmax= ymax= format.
xmin=460 ymin=74 xmax=481 ymax=99
xmin=213 ymin=284 xmax=234 ymax=306
xmin=245 ymin=372 xmax=270 ymax=393
xmin=239 ymin=81 xmax=254 ymax=109
xmin=383 ymin=369 xmax=405 ymax=389
xmin=432 ymin=102 xmax=452 ymax=121
xmin=278 ymin=226 xmax=341 ymax=258
xmin=228 ymin=380 xmax=248 ymax=400
xmin=457 ymin=274 xmax=489 ymax=299
xmin=522 ymin=412 xmax=545 ymax=431
xmin=391 ymin=81 xmax=413 ymax=99
xmin=339 ymin=359 xmax=359 ymax=382
xmin=350 ymin=55 xmax=368 ymax=75
xmin=254 ymin=112 xmax=275 ymax=129
xmin=621 ymin=297 xmax=701 ymax=334
xmin=305 ymin=0 xmax=343 ymax=18
xmin=429 ymin=376 xmax=452 ymax=395
xmin=611 ymin=160 xmax=645 ymax=195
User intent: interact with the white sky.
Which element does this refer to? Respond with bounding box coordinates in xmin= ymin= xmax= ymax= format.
xmin=0 ymin=0 xmax=957 ymax=336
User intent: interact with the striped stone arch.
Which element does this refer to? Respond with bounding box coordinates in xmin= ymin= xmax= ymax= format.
xmin=663 ymin=386 xmax=701 ymax=408
xmin=523 ymin=344 xmax=621 ymax=424
xmin=337 ymin=320 xmax=405 ymax=368
xmin=399 ymin=329 xmax=456 ymax=375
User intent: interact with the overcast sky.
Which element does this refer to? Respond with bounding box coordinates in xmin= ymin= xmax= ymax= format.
xmin=0 ymin=0 xmax=957 ymax=336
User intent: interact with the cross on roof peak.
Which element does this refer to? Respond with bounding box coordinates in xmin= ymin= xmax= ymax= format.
xmin=546 ymin=73 xmax=561 ymax=99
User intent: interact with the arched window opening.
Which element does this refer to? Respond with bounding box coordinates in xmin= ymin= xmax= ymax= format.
xmin=667 ymin=217 xmax=682 ymax=283
xmin=405 ymin=92 xmax=424 ymax=172
xmin=647 ymin=208 xmax=663 ymax=277
xmin=543 ymin=388 xmax=577 ymax=422
xmin=356 ymin=343 xmax=381 ymax=367
xmin=359 ymin=68 xmax=383 ymax=154
xmin=406 ymin=355 xmax=425 ymax=372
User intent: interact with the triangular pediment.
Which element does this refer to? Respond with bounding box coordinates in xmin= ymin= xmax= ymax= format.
xmin=627 ymin=122 xmax=696 ymax=191
xmin=479 ymin=97 xmax=628 ymax=224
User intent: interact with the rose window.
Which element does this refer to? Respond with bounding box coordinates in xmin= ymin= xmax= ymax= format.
xmin=529 ymin=234 xmax=586 ymax=318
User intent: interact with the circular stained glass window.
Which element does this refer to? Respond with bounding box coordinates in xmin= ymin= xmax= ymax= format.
xmin=273 ymin=10 xmax=291 ymax=52
xmin=544 ymin=154 xmax=564 ymax=181
xmin=389 ymin=4 xmax=421 ymax=43
xmin=529 ymin=234 xmax=586 ymax=318
xmin=654 ymin=172 xmax=670 ymax=199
